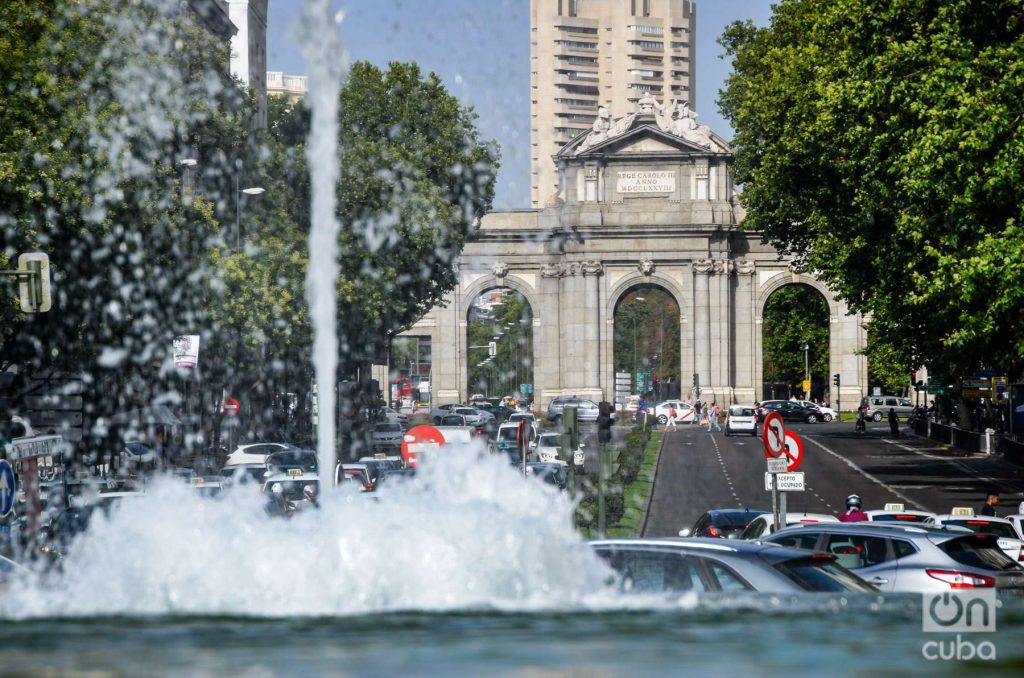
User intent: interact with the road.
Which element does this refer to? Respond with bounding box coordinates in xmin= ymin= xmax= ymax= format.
xmin=642 ymin=419 xmax=1024 ymax=536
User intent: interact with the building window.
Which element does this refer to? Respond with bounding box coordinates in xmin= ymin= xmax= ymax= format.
xmin=629 ymin=24 xmax=663 ymax=36
xmin=643 ymin=0 xmax=651 ymax=17
xmin=630 ymin=40 xmax=664 ymax=50
xmin=568 ymin=0 xmax=578 ymax=17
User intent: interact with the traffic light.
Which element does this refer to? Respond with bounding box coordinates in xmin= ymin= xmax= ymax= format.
xmin=692 ymin=373 xmax=699 ymax=388
xmin=597 ymin=401 xmax=614 ymax=444
xmin=833 ymin=373 xmax=840 ymax=387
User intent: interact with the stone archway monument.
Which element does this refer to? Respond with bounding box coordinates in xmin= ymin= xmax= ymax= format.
xmin=400 ymin=99 xmax=867 ymax=408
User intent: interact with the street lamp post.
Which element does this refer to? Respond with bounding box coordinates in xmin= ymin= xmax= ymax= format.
xmin=633 ymin=296 xmax=645 ymax=393
xmin=804 ymin=342 xmax=810 ymax=399
xmin=234 ymin=159 xmax=265 ymax=249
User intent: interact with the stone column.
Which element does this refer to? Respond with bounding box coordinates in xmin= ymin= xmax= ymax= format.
xmin=710 ymin=259 xmax=732 ymax=397
xmin=692 ymin=258 xmax=713 ymax=393
xmin=733 ymin=260 xmax=757 ymax=403
xmin=539 ymin=261 xmax=571 ymax=405
xmin=581 ymin=261 xmax=604 ymax=397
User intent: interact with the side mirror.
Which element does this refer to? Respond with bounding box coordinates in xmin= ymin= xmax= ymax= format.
xmin=678 ymin=528 xmax=691 ymax=537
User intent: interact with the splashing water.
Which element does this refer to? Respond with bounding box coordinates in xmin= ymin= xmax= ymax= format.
xmin=300 ymin=0 xmax=345 ymax=478
xmin=1 ymin=444 xmax=621 ymax=619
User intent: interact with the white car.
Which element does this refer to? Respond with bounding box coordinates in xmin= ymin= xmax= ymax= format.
xmin=1008 ymin=514 xmax=1024 ymax=541
xmin=740 ymin=512 xmax=839 ymax=539
xmin=371 ymin=422 xmax=404 ymax=452
xmin=533 ymin=432 xmax=585 ymax=471
xmin=223 ymin=442 xmax=293 ymax=468
xmin=865 ymin=506 xmax=938 ymax=524
xmin=933 ymin=512 xmax=1024 ymax=563
xmin=507 ymin=413 xmax=539 ymax=442
xmin=652 ymin=400 xmax=697 ymax=425
xmin=796 ymin=400 xmax=837 ymax=422
xmin=724 ymin=405 xmax=758 ymax=436
xmin=380 ymin=407 xmax=408 ymax=426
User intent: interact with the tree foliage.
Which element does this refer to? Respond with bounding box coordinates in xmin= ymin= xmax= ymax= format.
xmin=719 ymin=0 xmax=1024 ymax=379
xmin=613 ymin=289 xmax=680 ymax=391
xmin=761 ymin=285 xmax=829 ymax=399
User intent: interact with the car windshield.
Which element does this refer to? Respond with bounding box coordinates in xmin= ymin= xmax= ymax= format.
xmin=375 ymin=423 xmax=402 ymax=433
xmin=498 ymin=427 xmax=518 ymax=442
xmin=943 ymin=519 xmax=1018 ymax=539
xmin=729 ymin=406 xmax=755 ymax=416
xmin=267 ymin=451 xmax=318 ymax=472
xmin=939 ymin=536 xmax=1020 ymax=571
xmin=537 ymin=434 xmax=561 ymax=447
xmin=775 ymin=557 xmax=876 ymax=592
xmin=714 ymin=512 xmax=761 ymax=528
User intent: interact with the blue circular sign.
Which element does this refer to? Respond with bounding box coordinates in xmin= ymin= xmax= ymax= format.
xmin=0 ymin=460 xmax=15 ymax=518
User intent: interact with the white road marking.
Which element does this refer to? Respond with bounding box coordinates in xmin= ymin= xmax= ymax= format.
xmin=802 ymin=435 xmax=931 ymax=512
xmin=879 ymin=437 xmax=1006 ymax=488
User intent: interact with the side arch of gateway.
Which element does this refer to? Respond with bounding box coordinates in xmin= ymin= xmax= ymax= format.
xmin=395 ymin=102 xmax=867 ymax=409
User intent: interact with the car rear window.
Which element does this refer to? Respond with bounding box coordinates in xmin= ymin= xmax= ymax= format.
xmin=498 ymin=427 xmax=518 ymax=441
xmin=938 ymin=536 xmax=1019 ymax=571
xmin=775 ymin=557 xmax=876 ymax=592
xmin=714 ymin=512 xmax=759 ymax=528
xmin=729 ymin=406 xmax=755 ymax=417
xmin=943 ymin=519 xmax=1018 ymax=539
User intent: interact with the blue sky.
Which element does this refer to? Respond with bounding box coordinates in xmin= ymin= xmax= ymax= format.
xmin=266 ymin=1 xmax=775 ymax=208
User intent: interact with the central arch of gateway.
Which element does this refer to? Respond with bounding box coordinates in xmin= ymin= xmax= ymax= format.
xmin=400 ymin=103 xmax=867 ymax=408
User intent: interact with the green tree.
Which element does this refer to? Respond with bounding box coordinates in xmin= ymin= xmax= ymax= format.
xmin=718 ymin=0 xmax=1024 ymax=381
xmin=0 ymin=1 xmax=247 ymax=434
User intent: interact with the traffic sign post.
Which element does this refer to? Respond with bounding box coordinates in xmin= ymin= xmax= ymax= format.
xmin=0 ymin=460 xmax=16 ymax=519
xmin=762 ymin=412 xmax=785 ymax=458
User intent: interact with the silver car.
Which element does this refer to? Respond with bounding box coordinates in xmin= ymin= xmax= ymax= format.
xmin=590 ymin=538 xmax=876 ymax=594
xmin=546 ymin=397 xmax=600 ymax=423
xmin=762 ymin=522 xmax=1024 ymax=592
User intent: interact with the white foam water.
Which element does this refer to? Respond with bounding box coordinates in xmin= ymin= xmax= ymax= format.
xmin=1 ymin=443 xmax=625 ymax=619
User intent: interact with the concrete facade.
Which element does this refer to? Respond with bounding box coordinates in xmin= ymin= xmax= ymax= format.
xmin=531 ymin=0 xmax=697 ymax=207
xmin=228 ymin=0 xmax=268 ymax=128
xmin=403 ymin=106 xmax=868 ymax=409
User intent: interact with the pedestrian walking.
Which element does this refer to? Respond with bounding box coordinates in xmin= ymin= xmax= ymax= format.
xmin=855 ymin=405 xmax=866 ymax=433
xmin=667 ymin=404 xmax=678 ymax=431
xmin=708 ymin=402 xmax=722 ymax=432
xmin=980 ymin=491 xmax=999 ymax=517
xmin=701 ymin=402 xmax=710 ymax=430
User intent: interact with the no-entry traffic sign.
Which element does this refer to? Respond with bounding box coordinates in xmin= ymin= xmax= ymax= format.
xmin=402 ymin=424 xmax=445 ymax=468
xmin=223 ymin=397 xmax=240 ymax=415
xmin=783 ymin=430 xmax=804 ymax=472
xmin=762 ymin=412 xmax=785 ymax=458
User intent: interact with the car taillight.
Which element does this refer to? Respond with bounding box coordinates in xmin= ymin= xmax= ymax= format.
xmin=708 ymin=526 xmax=720 ymax=538
xmin=926 ymin=569 xmax=995 ymax=589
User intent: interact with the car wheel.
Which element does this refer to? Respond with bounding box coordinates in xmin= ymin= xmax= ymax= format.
xmin=873 ymin=412 xmax=883 ymax=422
xmin=806 ymin=414 xmax=817 ymax=424
xmin=724 ymin=428 xmax=730 ymax=436
xmin=823 ymin=413 xmax=833 ymax=422
xmin=657 ymin=415 xmax=667 ymax=424
xmin=751 ymin=429 xmax=758 ymax=437
xmin=433 ymin=417 xmax=442 ymax=425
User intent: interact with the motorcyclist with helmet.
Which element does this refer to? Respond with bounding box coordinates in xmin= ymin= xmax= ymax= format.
xmin=839 ymin=494 xmax=869 ymax=522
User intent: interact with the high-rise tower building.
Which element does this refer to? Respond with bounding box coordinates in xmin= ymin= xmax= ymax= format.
xmin=530 ymin=0 xmax=697 ymax=207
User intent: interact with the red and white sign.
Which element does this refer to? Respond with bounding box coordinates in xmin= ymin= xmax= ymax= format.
xmin=762 ymin=412 xmax=785 ymax=458
xmin=223 ymin=397 xmax=240 ymax=415
xmin=783 ymin=430 xmax=804 ymax=472
xmin=401 ymin=424 xmax=446 ymax=468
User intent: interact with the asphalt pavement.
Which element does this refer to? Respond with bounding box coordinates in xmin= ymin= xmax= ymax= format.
xmin=642 ymin=419 xmax=1024 ymax=537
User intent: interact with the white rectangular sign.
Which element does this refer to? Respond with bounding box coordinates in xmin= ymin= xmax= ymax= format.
xmin=766 ymin=458 xmax=789 ymax=474
xmin=617 ymin=171 xmax=675 ymax=194
xmin=5 ymin=435 xmax=64 ymax=461
xmin=173 ymin=335 xmax=201 ymax=368
xmin=764 ymin=472 xmax=805 ymax=492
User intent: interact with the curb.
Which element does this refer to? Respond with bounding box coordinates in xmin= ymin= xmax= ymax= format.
xmin=638 ymin=431 xmax=668 ymax=537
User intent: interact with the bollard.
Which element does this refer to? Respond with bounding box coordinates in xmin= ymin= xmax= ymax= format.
xmin=984 ymin=428 xmax=995 ymax=455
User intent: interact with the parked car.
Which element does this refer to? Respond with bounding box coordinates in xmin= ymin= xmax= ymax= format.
xmin=590 ymin=538 xmax=876 ymax=594
xmin=652 ymin=400 xmax=697 ymax=425
xmin=1008 ymin=514 xmax=1024 ymax=541
xmin=220 ymin=463 xmax=269 ymax=486
xmin=724 ymin=405 xmax=758 ymax=436
xmin=862 ymin=396 xmax=915 ymax=422
xmin=371 ymin=422 xmax=404 ymax=452
xmin=429 ymin=403 xmax=463 ymax=425
xmin=547 ymin=397 xmax=600 ymax=423
xmin=680 ymin=509 xmax=769 ymax=539
xmin=740 ymin=512 xmax=839 ymax=539
xmin=335 ymin=463 xmax=373 ymax=491
xmin=262 ymin=470 xmax=319 ymax=500
xmin=379 ymin=406 xmax=408 ymax=426
xmin=758 ymin=400 xmax=822 ymax=424
xmin=763 ymin=522 xmax=1024 ymax=591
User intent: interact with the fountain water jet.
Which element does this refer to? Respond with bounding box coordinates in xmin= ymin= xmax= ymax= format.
xmin=300 ymin=0 xmax=345 ymax=479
